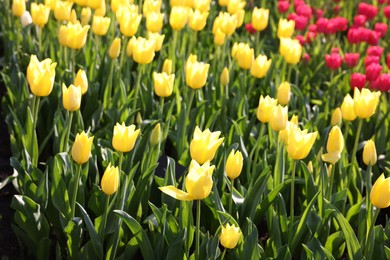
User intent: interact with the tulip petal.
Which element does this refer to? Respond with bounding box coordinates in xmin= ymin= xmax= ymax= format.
xmin=159 ymin=186 xmax=193 ymax=201
xmin=321 ymin=152 xmax=341 ymax=165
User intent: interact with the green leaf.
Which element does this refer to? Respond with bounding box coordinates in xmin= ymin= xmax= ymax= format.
xmin=65 ymin=218 xmax=83 ymax=259
xmin=166 ymin=229 xmax=186 ymax=260
xmin=325 ymin=231 xmax=346 ymax=259
xmin=51 ymin=155 xmax=71 ymax=220
xmin=114 ymin=210 xmax=155 ymax=260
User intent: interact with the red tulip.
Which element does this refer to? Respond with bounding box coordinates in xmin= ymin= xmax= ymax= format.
xmin=344 ymin=53 xmax=360 ymax=68
xmin=367 ymin=46 xmax=384 ymax=57
xmin=364 ymin=55 xmax=380 ymax=68
xmin=325 ymin=53 xmax=342 ymax=70
xmin=353 ymin=15 xmax=366 ymax=27
xmin=365 ymin=63 xmax=382 ymax=81
xmin=384 ymin=6 xmax=390 ymax=19
xmin=374 ymin=22 xmax=388 ymax=37
xmin=350 ymin=73 xmax=366 ymax=90
xmin=371 ymin=74 xmax=390 ymax=92
xmin=278 ymin=1 xmax=290 ymax=13
xmin=296 ymin=4 xmax=312 ymax=18
xmin=357 ymin=3 xmax=378 ymax=20
xmin=245 ymin=23 xmax=256 ymax=34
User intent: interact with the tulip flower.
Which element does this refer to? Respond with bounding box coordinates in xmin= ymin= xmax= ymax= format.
xmin=353 ymin=88 xmax=381 ymax=119
xmin=331 ymin=107 xmax=342 ymax=126
xmin=149 ymin=123 xmax=161 ymax=146
xmin=62 ymin=84 xmax=82 ymax=111
xmin=147 ymin=32 xmax=165 ymax=52
xmin=287 ymin=127 xmax=317 ymax=160
xmin=277 ymin=18 xmax=295 ymax=38
xmin=322 ymin=126 xmax=344 ymax=164
xmin=220 ymin=223 xmax=241 ymax=249
xmin=370 ymin=174 xmax=390 ymax=208
xmin=232 ymin=42 xmax=254 ymax=70
xmin=279 ymin=115 xmax=299 ymax=145
xmin=256 ymin=95 xmax=277 ymax=123
xmin=190 ymin=126 xmax=224 ymax=164
xmin=341 ymin=94 xmax=357 ymax=121
xmin=153 ymin=72 xmax=175 ymax=97
xmin=54 ymin=1 xmax=73 ymax=21
xmin=101 ymin=164 xmax=120 ymax=195
xmin=12 ymin=0 xmax=26 ymax=17
xmin=112 ymin=123 xmax=140 ymax=153
xmin=219 ymin=12 xmax=238 ymax=36
xmin=270 ymin=105 xmax=288 ymax=132
xmin=193 ymin=0 xmax=211 ymax=12
xmin=64 ymin=22 xmax=90 ymax=49
xmin=74 ymin=69 xmax=88 ymax=95
xmin=170 ymin=6 xmax=189 ymax=31
xmin=126 ymin=37 xmax=136 ymax=57
xmin=188 ymin=9 xmax=209 ymax=31
xmin=92 ymin=15 xmax=111 ymax=36
xmin=220 ymin=67 xmax=229 ymax=86
xmin=363 ymin=140 xmax=377 ymax=166
xmin=26 ymin=55 xmax=57 ymax=97
xmin=280 ymin=38 xmax=302 ymax=65
xmin=227 ymin=0 xmax=245 ymax=14
xmin=31 ymin=3 xmax=50 ymax=28
xmin=277 ymin=81 xmax=291 ymax=106
xmin=21 ymin=11 xmax=33 ymax=27
xmin=252 ymin=8 xmax=269 ymax=31
xmin=109 ymin=37 xmax=121 ymax=59
xmin=218 ymin=0 xmax=229 ymax=7
xmin=111 ymin=0 xmax=129 ymax=13
xmin=325 ymin=53 xmax=342 ymax=70
xmin=117 ymin=8 xmax=142 ymax=37
xmin=132 ymin=37 xmax=156 ymax=64
xmin=159 ymin=160 xmax=215 ymax=201
xmin=162 ymin=59 xmax=172 ymax=75
xmin=350 ymin=73 xmax=366 ymax=90
xmin=225 ymin=150 xmax=243 ymax=180
xmin=87 ymin=0 xmax=103 ymax=9
xmin=250 ymin=54 xmax=272 ymax=78
xmin=58 ymin=25 xmax=68 ymax=46
xmin=74 ymin=0 xmax=88 ymax=7
xmin=81 ymin=7 xmax=92 ymax=25
xmin=143 ymin=0 xmax=162 ymax=15
xmin=366 ymin=63 xmax=382 ymax=82
xmin=146 ymin=12 xmax=164 ymax=33
xmin=71 ymin=131 xmax=94 ymax=164
xmin=186 ymin=60 xmax=210 ymax=89
xmin=214 ymin=29 xmax=226 ymax=46
xmin=278 ymin=1 xmax=290 ymax=13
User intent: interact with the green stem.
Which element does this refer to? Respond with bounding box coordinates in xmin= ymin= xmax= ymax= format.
xmin=288 ymin=160 xmax=298 ymax=243
xmin=229 ymin=178 xmax=234 ymax=214
xmin=64 ymin=111 xmax=74 ymax=152
xmin=196 ymin=200 xmax=201 ymax=260
xmin=32 ymin=95 xmax=40 ymax=132
xmin=220 ymin=248 xmax=226 ymax=260
xmin=170 ymin=30 xmax=178 ymax=73
xmin=178 ymin=89 xmax=195 ymax=156
xmin=103 ymin=60 xmax=115 ymax=109
xmin=72 ymin=49 xmax=76 ymax=80
xmin=364 ymin=164 xmax=373 ymax=256
xmin=132 ymin=64 xmax=144 ymax=115
xmin=159 ymin=97 xmax=164 ymax=122
xmin=343 ymin=121 xmax=350 ymax=147
xmin=350 ymin=118 xmax=363 ymax=164
xmin=365 ymin=207 xmax=380 ymax=259
xmin=100 ymin=195 xmax=110 ymax=242
xmin=327 ymin=163 xmax=336 ymax=201
xmin=255 ymin=31 xmax=260 ymax=54
xmin=71 ymin=164 xmax=82 ymax=218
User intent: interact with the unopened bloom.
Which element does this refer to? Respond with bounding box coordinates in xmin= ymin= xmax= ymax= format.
xmin=331 ymin=108 xmax=342 ymax=126
xmin=214 ymin=29 xmax=226 ymax=46
xmin=54 ymin=1 xmax=73 ymax=21
xmin=340 ymin=94 xmax=357 ymax=121
xmin=363 ymin=140 xmax=377 ymax=166
xmin=270 ymin=105 xmax=288 ymax=131
xmin=190 ymin=126 xmax=224 ymax=164
xmin=287 ymin=127 xmax=318 ymax=160
xmin=277 ymin=81 xmax=291 ymax=106
xmin=256 ymin=95 xmax=277 ymax=123
xmin=62 ymin=84 xmax=82 ymax=111
xmin=92 ymin=15 xmax=110 ymax=36
xmin=170 ymin=6 xmax=189 ymax=31
xmin=132 ymin=37 xmax=156 ymax=64
xmin=220 ymin=67 xmax=229 ymax=86
xmin=353 ymin=88 xmax=381 ymax=119
xmin=225 ymin=150 xmax=243 ymax=180
xmin=350 ymin=73 xmax=366 ymax=90
xmin=370 ymin=174 xmax=390 ymax=208
xmin=278 ymin=18 xmax=295 ymax=38
xmin=12 ymin=0 xmax=26 ymax=17
xmin=252 ymin=7 xmax=269 ymax=31
xmin=220 ymin=223 xmax=241 ymax=249
xmin=74 ymin=69 xmax=88 ymax=95
xmin=112 ymin=123 xmax=140 ymax=153
xmin=280 ymin=38 xmax=302 ymax=65
xmin=250 ymin=54 xmax=272 ymax=78
xmin=188 ymin=9 xmax=208 ymax=31
xmin=344 ymin=53 xmax=360 ymax=68
xmin=219 ymin=12 xmax=237 ymax=36
xmin=186 ymin=60 xmax=210 ymax=89
xmin=153 ymin=72 xmax=175 ymax=97
xmin=72 ymin=131 xmax=94 ymax=164
xmin=325 ymin=53 xmax=342 ymax=70
xmin=322 ymin=126 xmax=344 ymax=164
xmin=232 ymin=42 xmax=254 ymax=70
xmin=146 ymin=12 xmax=164 ymax=33
xmin=149 ymin=123 xmax=161 ymax=146
xmin=162 ymin=59 xmax=172 ymax=75
xmin=101 ymin=164 xmax=120 ymax=195
xmin=21 ymin=11 xmax=33 ymax=27
xmin=81 ymin=7 xmax=92 ymax=25
xmin=31 ymin=3 xmax=50 ymax=28
xmin=118 ymin=9 xmax=142 ymax=37
xmin=26 ymin=55 xmax=57 ymax=97
xmin=109 ymin=37 xmax=121 ymax=59
xmin=65 ymin=22 xmax=90 ymax=49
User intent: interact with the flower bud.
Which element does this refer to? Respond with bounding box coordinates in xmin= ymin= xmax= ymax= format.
xmin=146 ymin=12 xmax=164 ymax=33
xmin=220 ymin=223 xmax=241 ymax=249
xmin=101 ymin=164 xmax=120 ymax=195
xmin=74 ymin=69 xmax=88 ymax=95
xmin=277 ymin=81 xmax=291 ymax=106
xmin=225 ymin=150 xmax=243 ymax=180
xmin=220 ymin=67 xmax=229 ymax=86
xmin=149 ymin=123 xmax=161 ymax=146
xmin=81 ymin=7 xmax=92 ymax=25
xmin=363 ymin=140 xmax=377 ymax=166
xmin=21 ymin=11 xmax=33 ymax=27
xmin=214 ymin=29 xmax=226 ymax=46
xmin=12 ymin=0 xmax=26 ymax=17
xmin=322 ymin=125 xmax=344 ymax=164
xmin=252 ymin=7 xmax=269 ymax=31
xmin=26 ymin=55 xmax=57 ymax=97
xmin=256 ymin=95 xmax=277 ymax=123
xmin=54 ymin=1 xmax=73 ymax=22
xmin=109 ymin=37 xmax=121 ymax=59
xmin=370 ymin=174 xmax=390 ymax=208
xmin=278 ymin=18 xmax=295 ymax=38
xmin=170 ymin=6 xmax=189 ymax=31
xmin=153 ymin=72 xmax=175 ymax=97
xmin=188 ymin=9 xmax=208 ymax=31
xmin=162 ymin=59 xmax=172 ymax=75
xmin=331 ymin=107 xmax=342 ymax=126
xmin=270 ymin=105 xmax=288 ymax=132
xmin=186 ymin=60 xmax=210 ymax=89
xmin=132 ymin=37 xmax=156 ymax=64
xmin=92 ymin=15 xmax=111 ymax=36
xmin=31 ymin=3 xmax=50 ymax=28
xmin=250 ymin=54 xmax=272 ymax=79
xmin=72 ymin=131 xmax=94 ymax=164
xmin=62 ymin=84 xmax=82 ymax=111
xmin=353 ymin=88 xmax=381 ymax=119
xmin=340 ymin=94 xmax=357 ymax=121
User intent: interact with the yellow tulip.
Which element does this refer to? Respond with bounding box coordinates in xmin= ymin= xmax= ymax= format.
xmin=146 ymin=12 xmax=164 ymax=33
xmin=101 ymin=164 xmax=120 ymax=195
xmin=250 ymin=54 xmax=272 ymax=78
xmin=81 ymin=7 xmax=92 ymax=25
xmin=270 ymin=105 xmax=288 ymax=132
xmin=170 ymin=6 xmax=189 ymax=31
xmin=112 ymin=122 xmax=140 ymax=153
xmin=111 ymin=0 xmax=130 ymax=13
xmin=143 ymin=0 xmax=162 ymax=15
xmin=193 ymin=0 xmax=211 ymax=12
xmin=363 ymin=140 xmax=377 ymax=166
xmin=58 ymin=25 xmax=68 ymax=46
xmin=186 ymin=60 xmax=210 ymax=89
xmin=220 ymin=67 xmax=229 ymax=86
xmin=341 ymin=94 xmax=357 ymax=121
xmin=188 ymin=9 xmax=209 ymax=31
xmin=233 ymin=9 xmax=245 ymax=28
xmin=159 ymin=160 xmax=214 ymax=201
xmin=153 ymin=72 xmax=175 ymax=97
xmin=214 ymin=29 xmax=226 ymax=46
xmin=95 ymin=0 xmax=106 ymax=16
xmin=212 ymin=13 xmax=223 ymax=35
xmin=45 ymin=0 xmax=57 ymax=10
xmin=280 ymin=38 xmax=302 ymax=65
xmin=252 ymin=7 xmax=269 ymax=31
xmin=126 ymin=36 xmax=136 ymax=57
xmin=69 ymin=9 xmax=77 ymax=24
xmin=353 ymin=88 xmax=381 ymax=119
xmin=277 ymin=81 xmax=291 ymax=106
xmin=118 ymin=9 xmax=142 ymax=37
xmin=321 ymin=126 xmax=344 ymax=164
xmin=62 ymin=84 xmax=82 ymax=111
xmin=74 ymin=69 xmax=88 ymax=95
xmin=92 ymin=15 xmax=111 ymax=36
xmin=331 ymin=107 xmax=342 ymax=126
xmin=186 ymin=53 xmax=198 ymax=69
xmin=26 ymin=55 xmax=57 ymax=97
xmin=307 ymin=161 xmax=314 ymax=173
xmin=149 ymin=123 xmax=161 ymax=146
xmin=227 ymin=0 xmax=245 ymax=14
xmin=370 ymin=174 xmax=390 ymax=208
xmin=287 ymin=127 xmax=318 ymax=160
xmin=170 ymin=0 xmax=193 ymax=7
xmin=109 ymin=37 xmax=121 ymax=59
xmin=87 ymin=0 xmax=103 ymax=9
xmin=190 ymin=126 xmax=224 ymax=164
xmin=256 ymin=95 xmax=277 ymax=123
xmin=132 ymin=37 xmax=156 ymax=64
xmin=225 ymin=149 xmax=243 ymax=180
xmin=147 ymin=32 xmax=165 ymax=52
xmin=71 ymin=131 xmax=94 ymax=164
xmin=278 ymin=18 xmax=295 ymax=38
xmin=162 ymin=59 xmax=173 ymax=75
xmin=220 ymin=223 xmax=241 ymax=249
xmin=65 ymin=22 xmax=90 ymax=49
xmin=233 ymin=42 xmax=254 ymax=70
xmin=31 ymin=3 xmax=50 ymax=28
xmin=279 ymin=116 xmax=299 ymax=145
xmin=54 ymin=1 xmax=73 ymax=21
xmin=74 ymin=0 xmax=87 ymax=7
xmin=12 ymin=0 xmax=26 ymax=17
xmin=220 ymin=12 xmax=237 ymax=36
xmin=218 ymin=0 xmax=229 ymax=6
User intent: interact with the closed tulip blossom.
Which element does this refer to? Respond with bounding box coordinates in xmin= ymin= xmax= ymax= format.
xmin=270 ymin=105 xmax=288 ymax=132
xmin=12 ymin=0 xmax=26 ymax=17
xmin=287 ymin=126 xmax=318 ymax=160
xmin=367 ymin=46 xmax=384 ymax=57
xmin=159 ymin=160 xmax=215 ymax=201
xmin=149 ymin=123 xmax=161 ymax=146
xmin=101 ymin=164 xmax=120 ymax=195
xmin=220 ymin=223 xmax=241 ymax=249
xmin=109 ymin=37 xmax=121 ymax=59
xmin=188 ymin=9 xmax=208 ymax=31
xmin=170 ymin=6 xmax=189 ymax=31
xmin=220 ymin=67 xmax=229 ymax=86
xmin=62 ymin=84 xmax=82 ymax=111
xmin=364 ymin=56 xmax=379 ymax=68
xmin=162 ymin=59 xmax=172 ymax=75
xmin=153 ymin=72 xmax=175 ymax=97
xmin=331 ymin=107 xmax=342 ymax=126
xmin=146 ymin=12 xmax=164 ymax=33
xmin=278 ymin=1 xmax=290 ymax=13
xmin=256 ymin=95 xmax=277 ymax=123
xmin=340 ymin=94 xmax=357 ymax=121
xmin=370 ymin=174 xmax=390 ymax=208
xmin=81 ymin=7 xmax=92 ymax=25
xmin=219 ymin=12 xmax=238 ymax=36
xmin=65 ymin=22 xmax=90 ymax=49
xmin=117 ymin=8 xmax=142 ymax=37
xmin=92 ymin=15 xmax=111 ymax=36
xmin=54 ymin=1 xmax=73 ymax=22
xmin=132 ymin=37 xmax=156 ymax=64
xmin=363 ymin=140 xmax=377 ymax=166
xmin=193 ymin=0 xmax=211 ymax=12
xmin=353 ymin=88 xmax=381 ymax=119
xmin=322 ymin=126 xmax=344 ymax=164
xmin=27 ymin=55 xmax=57 ymax=97
xmin=357 ymin=2 xmax=378 ymax=21
xmin=74 ymin=69 xmax=88 ymax=95
xmin=225 ymin=150 xmax=243 ymax=180
xmin=344 ymin=53 xmax=360 ymax=68
xmin=186 ymin=60 xmax=210 ymax=89
xmin=250 ymin=54 xmax=272 ymax=78
xmin=72 ymin=131 xmax=94 ymax=165
xmin=214 ymin=29 xmax=226 ymax=46
xmin=374 ymin=22 xmax=388 ymax=37
xmin=112 ymin=123 xmax=140 ymax=153
xmin=190 ymin=126 xmax=224 ymax=164
xmin=365 ymin=63 xmax=382 ymax=82
xmin=31 ymin=3 xmax=50 ymax=28
xmin=232 ymin=42 xmax=254 ymax=70
xmin=277 ymin=18 xmax=295 ymax=38
xmin=21 ymin=11 xmax=33 ymax=27
xmin=252 ymin=7 xmax=269 ymax=31
xmin=280 ymin=38 xmax=302 ymax=65
xmin=350 ymin=73 xmax=366 ymax=90
xmin=325 ymin=53 xmax=342 ymax=70
xmin=277 ymin=81 xmax=291 ymax=106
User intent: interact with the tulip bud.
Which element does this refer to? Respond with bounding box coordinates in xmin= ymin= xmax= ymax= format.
xmin=12 ymin=0 xmax=26 ymax=17
xmin=112 ymin=123 xmax=140 ymax=153
xmin=64 ymin=22 xmax=90 ymax=50
xmin=341 ymin=94 xmax=357 ymax=121
xmin=109 ymin=37 xmax=121 ymax=59
xmin=331 ymin=108 xmax=342 ymax=126
xmin=186 ymin=60 xmax=210 ymax=89
xmin=62 ymin=84 xmax=82 ymax=111
xmin=92 ymin=15 xmax=111 ymax=36
xmin=220 ymin=223 xmax=241 ymax=249
xmin=270 ymin=105 xmax=288 ymax=132
xmin=280 ymin=38 xmax=302 ymax=65
xmin=59 ymin=25 xmax=68 ymax=46
xmin=54 ymin=1 xmax=73 ymax=22
xmin=363 ymin=140 xmax=377 ymax=166
xmin=225 ymin=150 xmax=243 ymax=180
xmin=307 ymin=161 xmax=313 ymax=174
xmin=71 ymin=131 xmax=94 ymax=164
xmin=250 ymin=54 xmax=272 ymax=79
xmin=146 ymin=12 xmax=164 ymax=33
xmin=136 ymin=112 xmax=142 ymax=125
xmin=322 ymin=126 xmax=344 ymax=164
xmin=31 ymin=3 xmax=50 ymax=28
xmin=371 ymin=174 xmax=390 ymax=208
xmin=193 ymin=0 xmax=211 ymax=12
xmin=170 ymin=6 xmax=189 ymax=31
xmin=220 ymin=12 xmax=237 ymax=36
xmin=118 ymin=9 xmax=142 ymax=37
xmin=21 ymin=11 xmax=33 ymax=27
xmin=149 ymin=123 xmax=161 ymax=146
xmin=162 ymin=59 xmax=173 ymax=75
xmin=132 ymin=37 xmax=156 ymax=64
xmin=190 ymin=126 xmax=224 ymax=164
xmin=153 ymin=72 xmax=175 ymax=97
xmin=277 ymin=81 xmax=291 ymax=106
xmin=81 ymin=7 xmax=92 ymax=25
xmin=278 ymin=18 xmax=295 ymax=38
xmin=220 ymin=67 xmax=229 ymax=86
xmin=353 ymin=88 xmax=381 ymax=119
xmin=252 ymin=7 xmax=269 ymax=31
xmin=101 ymin=164 xmax=119 ymax=195
xmin=214 ymin=29 xmax=226 ymax=46
xmin=74 ymin=69 xmax=88 ymax=95
xmin=126 ymin=37 xmax=136 ymax=57
xmin=95 ymin=0 xmax=106 ymax=16
xmin=26 ymin=55 xmax=57 ymax=97
xmin=256 ymin=95 xmax=277 ymax=123
xmin=188 ymin=9 xmax=209 ymax=31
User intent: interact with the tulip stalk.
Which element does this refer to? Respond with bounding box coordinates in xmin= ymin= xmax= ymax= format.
xmin=228 ymin=178 xmax=234 ymax=214
xmin=364 ymin=164 xmax=373 ymax=257
xmin=31 ymin=95 xmax=40 ymax=167
xmin=103 ymin=60 xmax=115 ymax=109
xmin=288 ymin=160 xmax=298 ymax=244
xmin=350 ymin=118 xmax=363 ymax=163
xmin=132 ymin=64 xmax=144 ymax=115
xmin=365 ymin=206 xmax=380 ymax=260
xmin=63 ymin=111 xmax=74 ymax=152
xmin=99 ymin=194 xmax=110 ymax=242
xmin=326 ymin=164 xmax=335 ymax=201
xmin=195 ymin=200 xmax=201 ymax=260
xmin=71 ymin=164 xmax=82 ymax=218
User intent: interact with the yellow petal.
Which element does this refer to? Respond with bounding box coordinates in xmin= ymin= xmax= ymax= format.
xmin=321 ymin=152 xmax=341 ymax=165
xmin=159 ymin=186 xmax=193 ymax=201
